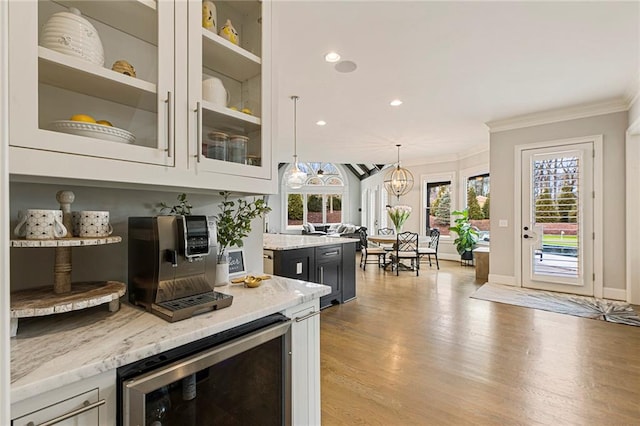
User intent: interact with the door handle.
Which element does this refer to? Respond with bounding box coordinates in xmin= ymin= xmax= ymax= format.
xmin=165 ymin=91 xmax=173 ymax=158
xmin=195 ymin=102 xmax=202 ymax=162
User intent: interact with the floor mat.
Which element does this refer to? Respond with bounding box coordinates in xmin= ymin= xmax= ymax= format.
xmin=471 ymin=283 xmax=640 ymax=326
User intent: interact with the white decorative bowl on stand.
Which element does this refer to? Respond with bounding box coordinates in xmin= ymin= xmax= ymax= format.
xmin=40 ymin=7 xmax=105 ymax=66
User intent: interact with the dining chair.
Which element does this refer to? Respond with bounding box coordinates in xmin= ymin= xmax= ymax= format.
xmin=376 ymin=227 xmax=395 ymax=251
xmin=418 ymin=228 xmax=440 ymax=269
xmin=358 ymin=228 xmax=387 ymax=270
xmin=390 ymin=231 xmax=419 ymax=276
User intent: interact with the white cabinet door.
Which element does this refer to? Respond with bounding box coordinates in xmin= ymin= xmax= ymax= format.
xmin=285 ymin=300 xmax=321 ymax=426
xmin=12 ymin=389 xmax=100 ymax=426
xmin=9 ymin=0 xmax=175 ymax=170
xmin=187 ymin=0 xmax=273 ymax=181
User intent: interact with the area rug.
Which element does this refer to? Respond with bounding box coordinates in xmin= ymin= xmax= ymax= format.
xmin=471 ymin=283 xmax=640 ymax=327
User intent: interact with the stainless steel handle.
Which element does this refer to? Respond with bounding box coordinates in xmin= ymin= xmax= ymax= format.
xmin=295 ymin=310 xmax=320 ymax=322
xmin=28 ymin=399 xmax=105 ymax=426
xmin=263 ymin=254 xmax=272 ymax=259
xmin=165 ymin=91 xmax=173 ymax=158
xmin=324 ymin=251 xmax=339 ymax=256
xmin=195 ymin=101 xmax=202 ymax=162
xmin=320 ymin=266 xmax=324 ymax=283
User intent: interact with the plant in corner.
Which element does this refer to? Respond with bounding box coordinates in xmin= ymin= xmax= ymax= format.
xmin=214 ymin=192 xmax=271 ymax=283
xmin=449 ymin=208 xmax=479 ymax=261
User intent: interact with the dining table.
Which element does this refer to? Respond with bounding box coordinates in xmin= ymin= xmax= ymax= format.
xmin=367 ymin=234 xmax=426 ymax=270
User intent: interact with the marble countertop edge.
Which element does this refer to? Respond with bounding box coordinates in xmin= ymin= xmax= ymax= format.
xmin=11 ymin=277 xmax=331 ymax=403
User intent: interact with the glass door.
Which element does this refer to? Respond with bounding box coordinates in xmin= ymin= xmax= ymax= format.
xmin=9 ymin=0 xmax=174 ymax=166
xmin=187 ymin=0 xmax=271 ymax=179
xmin=521 ymin=142 xmax=594 ymax=295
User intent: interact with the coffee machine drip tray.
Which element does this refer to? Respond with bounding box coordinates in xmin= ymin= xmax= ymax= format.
xmin=152 ymin=291 xmax=233 ymax=322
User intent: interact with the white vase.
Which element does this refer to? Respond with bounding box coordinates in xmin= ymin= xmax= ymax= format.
xmin=215 ymin=261 xmax=229 ymax=286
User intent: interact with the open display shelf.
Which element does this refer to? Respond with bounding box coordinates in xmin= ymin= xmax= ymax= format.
xmin=9 ymin=236 xmax=125 ymax=337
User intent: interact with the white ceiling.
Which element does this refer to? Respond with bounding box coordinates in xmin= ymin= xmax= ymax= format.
xmin=271 ymin=1 xmax=639 ymax=166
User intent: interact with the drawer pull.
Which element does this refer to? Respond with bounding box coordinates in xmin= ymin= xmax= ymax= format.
xmin=323 ymin=251 xmax=339 ymax=256
xmin=29 ymin=399 xmax=105 ymax=426
xmin=263 ymin=254 xmax=272 ymax=259
xmin=295 ymin=310 xmax=320 ymax=322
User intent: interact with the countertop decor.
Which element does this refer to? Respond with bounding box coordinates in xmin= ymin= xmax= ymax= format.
xmin=10 ymin=275 xmax=330 ymax=404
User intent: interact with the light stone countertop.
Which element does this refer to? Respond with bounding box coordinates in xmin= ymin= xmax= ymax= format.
xmin=263 ymin=233 xmax=359 ymax=250
xmin=10 ymin=275 xmax=331 ymax=404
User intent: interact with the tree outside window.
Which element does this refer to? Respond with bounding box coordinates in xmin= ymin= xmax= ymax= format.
xmin=467 ymin=174 xmax=490 ymax=241
xmin=426 ymin=182 xmax=451 ymax=236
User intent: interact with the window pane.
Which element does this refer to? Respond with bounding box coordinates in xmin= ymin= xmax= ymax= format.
xmin=287 ymin=194 xmax=303 ymax=226
xmin=325 ymin=194 xmax=342 ymax=224
xmin=427 ymin=182 xmax=451 ymax=236
xmin=467 ymin=174 xmax=490 ymax=242
xmin=326 ymin=177 xmax=343 ymax=186
xmin=306 ymin=177 xmax=323 ymax=185
xmin=307 ymin=194 xmax=323 ymax=223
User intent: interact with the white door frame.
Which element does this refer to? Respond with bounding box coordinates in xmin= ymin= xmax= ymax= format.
xmin=626 ymin=120 xmax=640 ymax=304
xmin=513 ymin=135 xmax=603 ymax=297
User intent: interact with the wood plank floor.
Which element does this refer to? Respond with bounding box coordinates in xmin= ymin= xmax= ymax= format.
xmin=319 ymin=260 xmax=640 ymax=425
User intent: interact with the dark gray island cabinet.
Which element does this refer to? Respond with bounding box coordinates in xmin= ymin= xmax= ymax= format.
xmin=263 ymin=234 xmax=357 ymax=308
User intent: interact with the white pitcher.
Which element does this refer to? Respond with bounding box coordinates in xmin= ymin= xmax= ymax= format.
xmin=202 ymin=77 xmax=229 ymax=107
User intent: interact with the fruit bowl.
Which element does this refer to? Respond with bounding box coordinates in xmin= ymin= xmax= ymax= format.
xmin=48 ymin=120 xmax=135 ymax=144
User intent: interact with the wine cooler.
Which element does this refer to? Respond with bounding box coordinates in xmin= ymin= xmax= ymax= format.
xmin=117 ymin=314 xmax=292 ymax=426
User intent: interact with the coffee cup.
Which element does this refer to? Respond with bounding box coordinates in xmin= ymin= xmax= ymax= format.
xmin=14 ymin=209 xmax=67 ymax=240
xmin=74 ymin=210 xmax=113 ymax=237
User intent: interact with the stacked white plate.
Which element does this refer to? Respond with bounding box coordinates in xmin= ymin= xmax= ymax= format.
xmin=40 ymin=7 xmax=104 ymax=66
xmin=49 ymin=120 xmax=135 ymax=144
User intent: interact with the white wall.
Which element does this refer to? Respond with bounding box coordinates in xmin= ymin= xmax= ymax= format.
xmin=266 ymin=164 xmax=361 ymax=234
xmin=360 ymin=151 xmax=490 ymax=259
xmin=489 ymin=111 xmax=627 ymax=291
xmin=9 ymin=183 xmax=266 ymax=292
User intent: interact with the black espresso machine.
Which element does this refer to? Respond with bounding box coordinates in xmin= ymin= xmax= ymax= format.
xmin=128 ymin=215 xmax=232 ymax=322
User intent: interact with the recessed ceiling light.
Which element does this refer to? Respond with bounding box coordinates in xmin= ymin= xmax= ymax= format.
xmin=325 ymin=52 xmax=341 ymax=63
xmin=316 ymin=120 xmax=327 ymax=126
xmin=390 ymin=99 xmax=403 ymax=106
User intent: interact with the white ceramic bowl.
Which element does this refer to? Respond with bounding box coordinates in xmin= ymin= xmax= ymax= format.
xmin=40 ymin=7 xmax=104 ymax=66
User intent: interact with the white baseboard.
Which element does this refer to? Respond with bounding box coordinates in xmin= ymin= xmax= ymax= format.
xmin=439 ymin=253 xmax=460 ymax=262
xmin=603 ymin=287 xmax=627 ymax=301
xmin=488 ymin=274 xmax=516 ymax=286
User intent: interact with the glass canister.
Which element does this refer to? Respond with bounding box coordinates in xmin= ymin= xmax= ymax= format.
xmin=227 ymin=135 xmax=248 ymax=164
xmin=207 ymin=131 xmax=228 ymax=160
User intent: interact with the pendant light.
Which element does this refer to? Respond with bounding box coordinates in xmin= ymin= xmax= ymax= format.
xmin=285 ymin=95 xmax=307 ymax=189
xmin=384 ymin=144 xmax=414 ymax=199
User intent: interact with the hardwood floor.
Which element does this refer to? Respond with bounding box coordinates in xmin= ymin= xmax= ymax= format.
xmin=319 ymin=260 xmax=640 ymax=425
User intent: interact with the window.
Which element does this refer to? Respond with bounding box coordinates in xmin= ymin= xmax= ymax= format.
xmin=284 ymin=163 xmax=347 ymax=228
xmin=466 ymin=173 xmax=490 ymax=241
xmin=426 ymin=181 xmax=451 ymax=236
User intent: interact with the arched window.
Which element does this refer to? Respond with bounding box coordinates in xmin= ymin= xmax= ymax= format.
xmin=283 ymin=162 xmax=347 ymax=228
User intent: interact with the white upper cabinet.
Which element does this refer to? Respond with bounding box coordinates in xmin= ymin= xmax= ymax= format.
xmin=9 ymin=0 xmax=175 ymax=166
xmin=187 ymin=0 xmax=272 ymax=180
xmin=7 ymin=0 xmax=275 ymax=194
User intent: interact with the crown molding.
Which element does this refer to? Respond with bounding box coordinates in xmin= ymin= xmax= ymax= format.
xmin=485 ymin=98 xmax=630 ymax=133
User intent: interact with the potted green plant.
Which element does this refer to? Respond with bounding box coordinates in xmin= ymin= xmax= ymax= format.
xmin=214 ymin=191 xmax=271 ymax=285
xmin=159 ymin=193 xmax=193 ymax=215
xmin=449 ymin=208 xmax=479 ymax=261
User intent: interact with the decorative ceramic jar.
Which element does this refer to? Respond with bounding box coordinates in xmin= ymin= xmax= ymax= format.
xmin=40 ymin=7 xmax=105 ymax=66
xmin=219 ymin=19 xmax=239 ymax=45
xmin=202 ymin=0 xmax=217 ymax=33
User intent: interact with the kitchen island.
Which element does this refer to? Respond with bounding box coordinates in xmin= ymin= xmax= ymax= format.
xmin=263 ymin=233 xmax=358 ymax=308
xmin=10 ymin=275 xmax=330 ymax=425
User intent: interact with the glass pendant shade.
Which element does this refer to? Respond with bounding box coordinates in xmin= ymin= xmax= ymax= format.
xmin=384 ymin=144 xmax=414 ymax=198
xmin=285 ymin=159 xmax=306 ymax=189
xmin=286 ymin=95 xmax=307 ymax=189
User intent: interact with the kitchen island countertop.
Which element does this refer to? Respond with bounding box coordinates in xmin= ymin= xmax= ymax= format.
xmin=263 ymin=233 xmax=358 ymax=250
xmin=10 ymin=275 xmax=330 ymax=404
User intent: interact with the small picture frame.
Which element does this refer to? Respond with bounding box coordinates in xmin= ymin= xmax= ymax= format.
xmin=227 ymin=248 xmax=246 ymax=277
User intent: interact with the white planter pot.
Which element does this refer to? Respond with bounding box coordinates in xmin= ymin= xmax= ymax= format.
xmin=215 ymin=261 xmax=229 ymax=286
